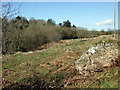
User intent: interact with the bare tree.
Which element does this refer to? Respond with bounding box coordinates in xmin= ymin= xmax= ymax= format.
xmin=2 ymin=1 xmax=21 ymax=54
xmin=2 ymin=2 xmax=21 ymax=19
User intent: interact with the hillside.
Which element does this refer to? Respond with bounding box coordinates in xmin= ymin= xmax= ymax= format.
xmin=2 ymin=35 xmax=119 ymax=89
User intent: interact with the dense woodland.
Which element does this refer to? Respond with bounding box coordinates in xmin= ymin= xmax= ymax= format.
xmin=2 ymin=16 xmax=114 ymax=54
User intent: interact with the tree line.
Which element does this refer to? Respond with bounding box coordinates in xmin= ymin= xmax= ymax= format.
xmin=1 ymin=2 xmax=115 ymax=54
xmin=1 ymin=16 xmax=114 ymax=54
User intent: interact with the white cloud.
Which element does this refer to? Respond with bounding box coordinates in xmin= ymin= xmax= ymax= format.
xmin=96 ymin=19 xmax=113 ymax=26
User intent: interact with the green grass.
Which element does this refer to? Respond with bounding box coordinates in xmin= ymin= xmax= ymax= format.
xmin=2 ymin=35 xmax=119 ymax=88
xmin=89 ymin=67 xmax=118 ymax=88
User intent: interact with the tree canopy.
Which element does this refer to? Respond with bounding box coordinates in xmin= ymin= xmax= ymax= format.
xmin=47 ymin=19 xmax=56 ymax=26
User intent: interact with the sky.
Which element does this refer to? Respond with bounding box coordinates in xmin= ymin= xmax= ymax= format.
xmin=7 ymin=2 xmax=119 ymax=30
xmin=118 ymin=1 xmax=120 ymax=29
xmin=2 ymin=0 xmax=120 ymax=2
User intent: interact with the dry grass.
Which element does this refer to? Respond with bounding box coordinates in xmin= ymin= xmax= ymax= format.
xmin=2 ymin=35 xmax=119 ymax=88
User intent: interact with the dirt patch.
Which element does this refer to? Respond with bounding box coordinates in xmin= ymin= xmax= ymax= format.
xmin=13 ymin=41 xmax=70 ymax=55
xmin=37 ymin=41 xmax=66 ymax=50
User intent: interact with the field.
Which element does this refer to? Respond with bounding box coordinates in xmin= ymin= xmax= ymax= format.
xmin=2 ymin=35 xmax=119 ymax=88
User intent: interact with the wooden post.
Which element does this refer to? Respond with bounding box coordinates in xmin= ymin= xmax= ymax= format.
xmin=114 ymin=0 xmax=116 ymax=38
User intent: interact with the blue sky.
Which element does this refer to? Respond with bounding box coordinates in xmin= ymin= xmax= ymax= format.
xmin=13 ymin=2 xmax=118 ymax=30
xmin=118 ymin=1 xmax=120 ymax=29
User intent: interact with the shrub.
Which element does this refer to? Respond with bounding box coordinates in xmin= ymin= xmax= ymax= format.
xmin=20 ymin=24 xmax=61 ymax=52
xmin=76 ymin=29 xmax=90 ymax=39
xmin=57 ymin=27 xmax=77 ymax=39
